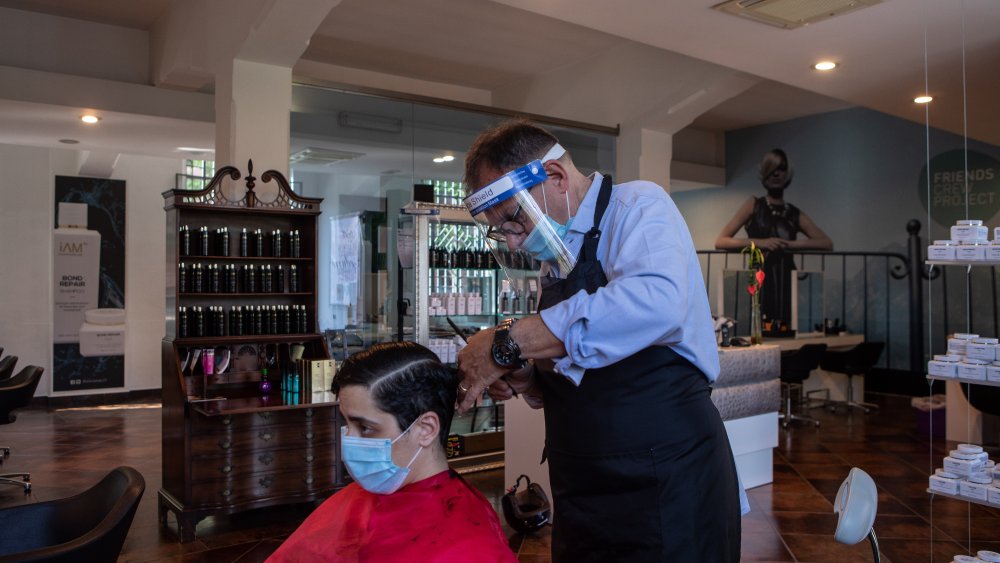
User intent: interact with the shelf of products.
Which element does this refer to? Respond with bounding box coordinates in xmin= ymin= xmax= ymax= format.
xmin=926 ymin=488 xmax=1000 ymax=509
xmin=926 ymin=374 xmax=1000 ymax=388
xmin=924 ymin=220 xmax=1000 ymax=547
xmin=158 ymin=161 xmax=342 ymax=543
xmin=399 ymin=201 xmax=535 ymax=465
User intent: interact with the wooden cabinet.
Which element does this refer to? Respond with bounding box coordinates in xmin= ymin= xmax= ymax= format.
xmin=158 ymin=161 xmax=343 ymax=542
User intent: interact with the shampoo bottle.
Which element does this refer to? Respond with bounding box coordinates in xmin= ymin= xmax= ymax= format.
xmin=53 ymin=202 xmax=101 ymax=344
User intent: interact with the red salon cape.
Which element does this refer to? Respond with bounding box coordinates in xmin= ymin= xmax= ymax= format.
xmin=267 ymin=470 xmax=517 ymax=562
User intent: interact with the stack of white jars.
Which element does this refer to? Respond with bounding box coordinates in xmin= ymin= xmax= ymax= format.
xmin=928 ymin=220 xmax=1000 ymax=262
xmin=927 ymin=333 xmax=1000 ymax=383
xmin=952 ymin=551 xmax=1000 ymax=563
xmin=929 ymin=444 xmax=1000 ymax=506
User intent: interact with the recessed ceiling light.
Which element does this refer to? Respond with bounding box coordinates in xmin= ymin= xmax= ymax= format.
xmin=80 ymin=114 xmax=100 ymax=124
xmin=914 ymin=95 xmax=933 ymax=104
xmin=177 ymin=147 xmax=214 ymax=153
xmin=59 ymin=139 xmax=80 ymax=144
xmin=433 ymin=155 xmax=455 ymax=163
xmin=813 ymin=61 xmax=837 ymax=71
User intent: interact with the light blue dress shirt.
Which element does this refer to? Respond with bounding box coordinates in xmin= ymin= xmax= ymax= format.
xmin=539 ymin=173 xmax=721 ymax=385
xmin=538 ymin=173 xmax=749 ymax=516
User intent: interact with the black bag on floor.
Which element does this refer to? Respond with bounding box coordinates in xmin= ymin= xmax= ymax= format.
xmin=501 ymin=474 xmax=551 ymax=534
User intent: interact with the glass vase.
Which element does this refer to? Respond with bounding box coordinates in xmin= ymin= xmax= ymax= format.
xmin=750 ymin=300 xmax=764 ymax=345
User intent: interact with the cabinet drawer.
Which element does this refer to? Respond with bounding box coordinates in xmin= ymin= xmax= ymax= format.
xmin=191 ymin=467 xmax=338 ymax=507
xmin=191 ymin=406 xmax=337 ymax=434
xmin=191 ymin=443 xmax=337 ymax=482
xmin=190 ymin=421 xmax=338 ymax=457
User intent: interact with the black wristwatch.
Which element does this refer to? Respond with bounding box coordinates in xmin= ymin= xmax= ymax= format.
xmin=491 ymin=318 xmax=525 ymax=368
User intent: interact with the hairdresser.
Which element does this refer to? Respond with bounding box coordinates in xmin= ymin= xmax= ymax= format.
xmin=715 ymin=148 xmax=833 ymax=325
xmin=455 ymin=119 xmax=744 ymax=562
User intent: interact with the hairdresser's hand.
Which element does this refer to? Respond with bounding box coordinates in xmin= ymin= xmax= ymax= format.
xmin=456 ymin=328 xmax=510 ymax=413
xmin=753 ymin=237 xmax=789 ymax=251
xmin=488 ymin=364 xmax=544 ymax=409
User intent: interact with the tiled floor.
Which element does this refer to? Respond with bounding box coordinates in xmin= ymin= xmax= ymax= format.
xmin=0 ymin=394 xmax=998 ymax=562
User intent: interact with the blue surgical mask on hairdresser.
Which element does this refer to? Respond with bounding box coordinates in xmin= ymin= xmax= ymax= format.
xmin=520 ymin=186 xmax=573 ymax=263
xmin=341 ymin=420 xmax=423 ymax=495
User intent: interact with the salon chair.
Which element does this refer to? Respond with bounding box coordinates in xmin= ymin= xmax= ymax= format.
xmin=0 ymin=355 xmax=17 ymax=382
xmin=0 ymin=365 xmax=43 ymax=489
xmin=0 ymin=466 xmax=145 ymax=562
xmin=779 ymin=343 xmax=827 ymax=428
xmin=819 ymin=342 xmax=885 ymax=413
xmin=834 ymin=467 xmax=880 ymax=562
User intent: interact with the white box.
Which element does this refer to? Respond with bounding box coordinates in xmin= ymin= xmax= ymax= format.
xmin=988 ymin=485 xmax=1000 ymax=506
xmin=944 ymin=456 xmax=986 ymax=477
xmin=928 ymin=243 xmax=957 ymax=261
xmin=966 ymin=343 xmax=997 ymax=361
xmin=929 ymin=474 xmax=960 ymax=495
xmin=957 ymin=362 xmax=988 ymax=380
xmin=987 ymin=365 xmax=1000 ymax=382
xmin=928 ymin=361 xmax=958 ymax=378
xmin=960 ymin=480 xmax=990 ymax=501
xmin=957 ymin=244 xmax=988 ymax=261
xmin=952 ymin=223 xmax=988 ymax=241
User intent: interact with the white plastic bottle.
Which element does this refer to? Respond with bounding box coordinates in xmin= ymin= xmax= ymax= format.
xmin=53 ymin=202 xmax=101 ymax=344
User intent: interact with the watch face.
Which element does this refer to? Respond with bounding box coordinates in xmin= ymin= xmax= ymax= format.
xmin=492 ymin=343 xmax=517 ymax=367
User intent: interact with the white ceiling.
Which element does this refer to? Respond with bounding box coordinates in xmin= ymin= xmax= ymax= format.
xmin=0 ymin=0 xmax=997 ymax=163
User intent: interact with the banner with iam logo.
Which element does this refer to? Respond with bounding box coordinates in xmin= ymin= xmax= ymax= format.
xmin=52 ymin=176 xmax=126 ymax=392
xmin=918 ymin=149 xmax=1000 ymax=229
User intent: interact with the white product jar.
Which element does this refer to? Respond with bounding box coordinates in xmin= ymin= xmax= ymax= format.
xmin=929 ymin=354 xmax=961 ymax=378
xmin=952 ymin=219 xmax=988 ymax=241
xmin=928 ymin=240 xmax=958 ymax=261
xmin=956 ymin=242 xmax=989 ymax=261
xmin=957 ymin=359 xmax=989 ymax=380
xmin=967 ymin=338 xmax=999 ymax=361
xmin=929 ymin=471 xmax=960 ymax=494
xmin=979 ymin=551 xmax=1000 ymax=563
xmin=79 ymin=308 xmax=126 ymax=357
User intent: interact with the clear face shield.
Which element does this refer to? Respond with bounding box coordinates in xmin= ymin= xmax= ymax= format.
xmin=463 ymin=144 xmax=577 ymax=280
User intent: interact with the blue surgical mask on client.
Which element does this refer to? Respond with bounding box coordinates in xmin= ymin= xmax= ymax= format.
xmin=341 ymin=421 xmax=423 ymax=494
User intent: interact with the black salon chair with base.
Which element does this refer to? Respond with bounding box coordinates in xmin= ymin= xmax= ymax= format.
xmin=0 ymin=466 xmax=145 ymax=563
xmin=779 ymin=343 xmax=827 ymax=427
xmin=0 ymin=365 xmax=43 ymax=489
xmin=820 ymin=342 xmax=885 ymax=413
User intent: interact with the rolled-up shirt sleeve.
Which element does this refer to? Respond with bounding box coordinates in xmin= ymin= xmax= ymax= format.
xmin=540 ymin=191 xmax=697 ymax=384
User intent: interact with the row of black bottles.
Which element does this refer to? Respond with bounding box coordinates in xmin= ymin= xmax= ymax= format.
xmin=429 ymin=247 xmax=539 ymax=271
xmin=177 ymin=304 xmax=310 ymax=337
xmin=178 ymin=263 xmax=301 ymax=293
xmin=179 ymin=225 xmax=303 ymax=258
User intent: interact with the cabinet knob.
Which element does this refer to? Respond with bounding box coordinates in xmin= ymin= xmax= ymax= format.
xmin=220 ymin=489 xmax=232 ymax=498
xmin=220 ymin=464 xmax=232 ymax=474
xmin=259 ymin=476 xmax=273 ymax=488
xmin=304 ymin=409 xmax=314 ymax=418
xmin=221 ymin=416 xmax=232 ymax=426
xmin=303 ymin=476 xmax=314 ymax=485
xmin=219 ymin=439 xmax=232 ymax=450
xmin=302 ymin=431 xmax=315 ymax=440
xmin=259 ymin=453 xmax=274 ymax=466
xmin=259 ymin=431 xmax=273 ymax=442
xmin=304 ymin=454 xmax=315 ymax=463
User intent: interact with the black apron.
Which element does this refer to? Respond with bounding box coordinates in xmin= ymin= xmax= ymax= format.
xmin=536 ymin=175 xmax=742 ymax=562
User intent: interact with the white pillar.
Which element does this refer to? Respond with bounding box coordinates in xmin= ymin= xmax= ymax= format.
xmin=215 ymin=58 xmax=292 ymax=200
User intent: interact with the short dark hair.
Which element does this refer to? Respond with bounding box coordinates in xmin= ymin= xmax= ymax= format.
xmin=464 ymin=118 xmax=561 ymax=191
xmin=333 ymin=341 xmax=456 ymax=449
xmin=759 ymin=148 xmax=790 ymax=181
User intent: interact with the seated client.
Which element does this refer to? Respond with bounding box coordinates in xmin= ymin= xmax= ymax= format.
xmin=268 ymin=341 xmax=517 ymax=563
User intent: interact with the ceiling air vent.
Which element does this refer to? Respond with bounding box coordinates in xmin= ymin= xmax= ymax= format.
xmin=712 ymin=0 xmax=882 ymax=29
xmin=289 ymin=147 xmax=365 ymax=166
